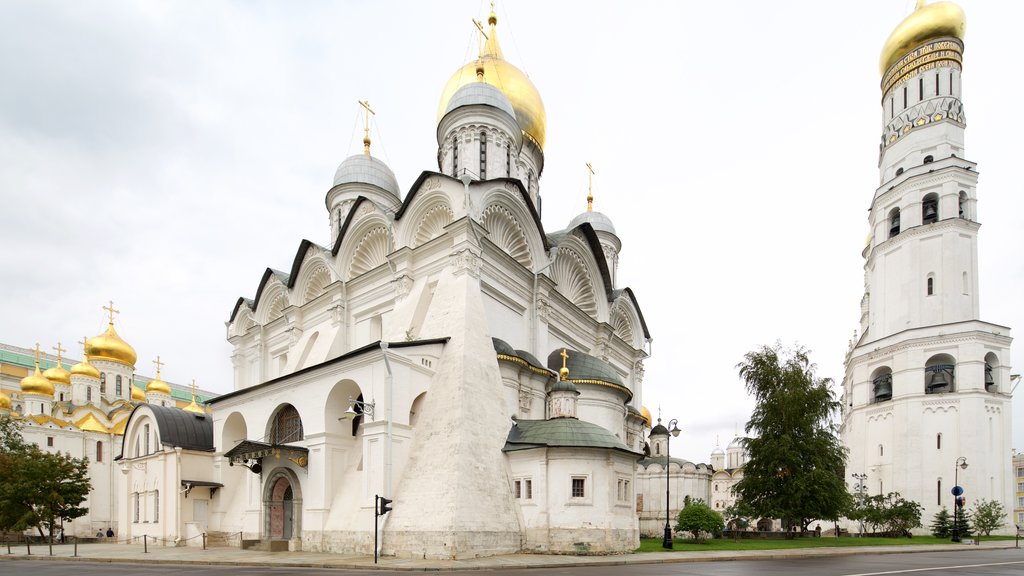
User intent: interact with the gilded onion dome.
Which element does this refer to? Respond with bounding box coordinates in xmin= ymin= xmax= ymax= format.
xmin=641 ymin=406 xmax=652 ymax=428
xmin=21 ymin=351 xmax=54 ymax=397
xmin=146 ymin=373 xmax=171 ymax=396
xmin=42 ymin=344 xmax=71 ymax=385
xmin=86 ymin=322 xmax=137 ymax=367
xmin=879 ymin=1 xmax=966 ymax=75
xmin=182 ymin=379 xmax=204 ymax=414
xmin=437 ymin=8 xmax=546 ymax=148
xmin=131 ymin=386 xmax=146 ymax=402
xmin=70 ymin=354 xmax=101 ymax=379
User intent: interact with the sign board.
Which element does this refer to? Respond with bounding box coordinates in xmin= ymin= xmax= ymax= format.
xmin=951 ymin=485 xmax=964 ymax=496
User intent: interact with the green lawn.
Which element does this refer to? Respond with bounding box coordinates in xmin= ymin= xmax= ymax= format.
xmin=636 ymin=535 xmax=1016 ymax=552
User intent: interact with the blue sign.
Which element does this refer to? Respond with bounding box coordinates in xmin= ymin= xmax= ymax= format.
xmin=951 ymin=485 xmax=964 ymax=496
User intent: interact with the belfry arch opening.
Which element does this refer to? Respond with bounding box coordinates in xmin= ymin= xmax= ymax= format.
xmin=925 ymin=354 xmax=956 ymax=394
xmin=871 ymin=366 xmax=893 ymax=403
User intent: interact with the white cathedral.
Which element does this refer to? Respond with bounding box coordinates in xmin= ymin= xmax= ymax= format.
xmin=116 ymin=8 xmax=653 ymax=558
xmin=840 ymin=1 xmax=1015 ymax=532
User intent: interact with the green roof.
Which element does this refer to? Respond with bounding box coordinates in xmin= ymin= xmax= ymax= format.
xmin=503 ymin=418 xmax=633 ymax=453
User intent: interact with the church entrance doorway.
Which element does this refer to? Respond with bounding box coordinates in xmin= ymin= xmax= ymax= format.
xmin=262 ymin=468 xmax=302 ymax=548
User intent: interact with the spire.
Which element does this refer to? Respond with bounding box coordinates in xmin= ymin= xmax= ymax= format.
xmin=586 ymin=163 xmax=595 ymax=212
xmin=359 ymin=100 xmax=375 ymax=156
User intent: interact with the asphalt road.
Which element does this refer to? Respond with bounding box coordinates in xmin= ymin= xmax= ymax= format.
xmin=0 ymin=549 xmax=1022 ymax=575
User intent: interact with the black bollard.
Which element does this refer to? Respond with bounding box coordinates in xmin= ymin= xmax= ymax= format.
xmin=144 ymin=535 xmax=148 ymax=553
xmin=73 ymin=537 xmax=78 ymax=557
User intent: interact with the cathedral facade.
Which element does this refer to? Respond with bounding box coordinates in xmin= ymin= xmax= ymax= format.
xmin=840 ymin=1 xmax=1014 ymax=533
xmin=117 ymin=9 xmax=653 ymax=558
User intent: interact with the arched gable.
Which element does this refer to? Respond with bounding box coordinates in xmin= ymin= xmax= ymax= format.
xmin=258 ymin=285 xmax=288 ymax=324
xmin=609 ymin=297 xmax=638 ymax=348
xmin=335 ymin=201 xmax=392 ymax=281
xmin=549 ymin=233 xmax=608 ymax=319
xmin=401 ymin=193 xmax=455 ymax=248
xmin=481 ymin=201 xmax=535 ymax=270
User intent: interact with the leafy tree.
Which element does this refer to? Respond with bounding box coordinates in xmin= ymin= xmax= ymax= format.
xmin=724 ymin=500 xmax=755 ymax=530
xmin=970 ymin=499 xmax=1006 ymax=538
xmin=930 ymin=507 xmax=952 ymax=538
xmin=0 ymin=415 xmax=91 ymax=549
xmin=733 ymin=344 xmax=851 ymax=531
xmin=675 ymin=499 xmax=724 ymax=542
xmin=847 ymin=492 xmax=922 ymax=537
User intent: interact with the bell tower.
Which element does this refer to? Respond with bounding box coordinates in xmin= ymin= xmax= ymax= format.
xmin=840 ymin=1 xmax=1013 ymax=531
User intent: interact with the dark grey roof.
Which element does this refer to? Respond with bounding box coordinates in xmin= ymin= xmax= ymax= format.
xmin=333 ymin=153 xmax=401 ymax=196
xmin=503 ymin=418 xmax=634 ymax=454
xmin=492 ymin=337 xmax=516 ymax=356
xmin=568 ymin=210 xmax=616 ymax=235
xmin=514 ymin=349 xmax=544 ymax=368
xmin=148 ymin=404 xmax=214 ymax=452
xmin=649 ymin=422 xmax=669 ymax=437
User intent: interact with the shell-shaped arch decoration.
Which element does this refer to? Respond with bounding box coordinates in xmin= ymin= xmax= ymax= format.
xmin=234 ymin=310 xmax=255 ymax=336
xmin=413 ymin=203 xmax=453 ymax=248
xmin=482 ymin=204 xmax=532 ymax=269
xmin=266 ymin=292 xmax=287 ymax=323
xmin=349 ymin=226 xmax=390 ymax=278
xmin=610 ymin=303 xmax=634 ymax=346
xmin=303 ymin=265 xmax=332 ymax=304
xmin=550 ymin=247 xmax=597 ymax=317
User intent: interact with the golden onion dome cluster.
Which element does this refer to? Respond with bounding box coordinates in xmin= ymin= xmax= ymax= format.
xmin=43 ymin=362 xmax=71 ymax=385
xmin=436 ymin=9 xmax=546 ymax=149
xmin=880 ymin=1 xmax=966 ymax=75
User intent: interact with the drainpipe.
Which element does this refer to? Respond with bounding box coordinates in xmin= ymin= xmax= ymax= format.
xmin=379 ymin=342 xmax=394 ymax=496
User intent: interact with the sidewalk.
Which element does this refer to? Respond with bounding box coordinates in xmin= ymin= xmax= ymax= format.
xmin=0 ymin=539 xmax=1019 ymax=571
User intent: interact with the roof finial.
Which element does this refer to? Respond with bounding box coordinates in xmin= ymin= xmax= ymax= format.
xmin=33 ymin=343 xmax=41 ymax=369
xmin=103 ymin=300 xmax=120 ymax=326
xmin=190 ymin=379 xmax=197 ymax=401
xmin=153 ymin=355 xmax=164 ymax=378
xmin=359 ymin=100 xmax=375 ymax=156
xmin=489 ymin=0 xmax=497 ymax=27
xmin=52 ymin=342 xmax=66 ymax=367
xmin=559 ymin=348 xmax=570 ymax=381
xmin=586 ymin=162 xmax=595 ymax=212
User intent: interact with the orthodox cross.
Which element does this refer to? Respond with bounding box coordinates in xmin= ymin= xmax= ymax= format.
xmin=52 ymin=342 xmax=66 ymax=365
xmin=190 ymin=379 xmax=198 ymax=401
xmin=33 ymin=343 xmax=41 ymax=367
xmin=153 ymin=355 xmax=164 ymax=377
xmin=103 ymin=300 xmax=119 ymax=324
xmin=472 ymin=18 xmax=489 ymax=56
xmin=78 ymin=336 xmax=88 ymax=355
xmin=586 ymin=162 xmax=595 ymax=211
xmin=359 ymin=100 xmax=375 ymax=156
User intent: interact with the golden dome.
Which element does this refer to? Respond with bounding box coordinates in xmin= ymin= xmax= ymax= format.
xmin=880 ymin=1 xmax=966 ymax=75
xmin=70 ymin=355 xmax=101 ymax=379
xmin=146 ymin=375 xmax=171 ymax=395
xmin=86 ymin=322 xmax=137 ymax=367
xmin=641 ymin=406 xmax=653 ymax=428
xmin=183 ymin=399 xmax=205 ymax=414
xmin=437 ymin=9 xmax=546 ymax=149
xmin=131 ymin=386 xmax=146 ymax=402
xmin=0 ymin=389 xmax=11 ymax=410
xmin=43 ymin=345 xmax=72 ymax=386
xmin=21 ymin=364 xmax=54 ymax=397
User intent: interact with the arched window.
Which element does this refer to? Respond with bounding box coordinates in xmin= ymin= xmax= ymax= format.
xmin=87 ymin=387 xmax=92 ymax=402
xmin=96 ymin=441 xmax=103 ymax=463
xmin=116 ymin=375 xmax=122 ymax=397
xmin=936 ymin=433 xmax=942 ymax=450
xmin=922 ymin=193 xmax=938 ymax=224
xmin=133 ymin=493 xmax=140 ymax=523
xmin=962 ymin=271 xmax=969 ymax=294
xmin=271 ymin=405 xmax=303 ymax=444
xmin=923 ymin=155 xmax=934 ymax=164
xmin=927 ymin=275 xmax=934 ymax=296
xmin=505 ymin=142 xmax=511 ymax=177
xmin=937 ymin=479 xmax=942 ymax=505
xmin=144 ymin=424 xmax=150 ymax=455
xmin=958 ymin=191 xmax=967 ymax=219
xmin=479 ymin=131 xmax=487 ymax=179
xmin=451 ymin=134 xmax=458 ymax=177
xmin=889 ymin=208 xmax=901 ymax=238
xmin=100 ymin=373 xmax=106 ymax=394
xmin=879 ymin=444 xmax=884 ymax=457
xmin=871 ymin=368 xmax=893 ymax=403
xmin=925 ymin=354 xmax=956 ymax=394
xmin=154 ymin=490 xmax=159 ymax=523
xmin=984 ymin=353 xmax=999 ymax=392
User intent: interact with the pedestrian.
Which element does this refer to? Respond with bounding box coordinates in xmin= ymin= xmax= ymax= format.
xmin=96 ymin=529 xmax=104 ymax=538
xmin=106 ymin=527 xmax=114 ymax=538
xmin=815 ymin=524 xmax=822 ymax=538
xmin=59 ymin=528 xmax=65 ymax=544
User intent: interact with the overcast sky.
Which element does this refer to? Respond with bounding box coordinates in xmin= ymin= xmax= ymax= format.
xmin=1 ymin=0 xmax=1021 ymax=462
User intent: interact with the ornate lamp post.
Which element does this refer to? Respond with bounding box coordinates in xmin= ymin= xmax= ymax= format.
xmin=951 ymin=456 xmax=968 ymax=542
xmin=651 ymin=418 xmax=682 ymax=549
xmin=851 ymin=472 xmax=867 ymax=536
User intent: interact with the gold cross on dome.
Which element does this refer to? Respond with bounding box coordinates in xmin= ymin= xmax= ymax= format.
xmin=191 ymin=379 xmax=198 ymax=400
xmin=53 ymin=342 xmax=66 ymax=363
xmin=560 ymin=348 xmax=569 ymax=370
xmin=78 ymin=336 xmax=88 ymax=353
xmin=359 ymin=100 xmax=375 ymax=156
xmin=586 ymin=163 xmax=595 ymax=212
xmin=473 ymin=18 xmax=489 ymax=56
xmin=33 ymin=343 xmax=41 ymax=366
xmin=153 ymin=356 xmax=164 ymax=377
xmin=103 ymin=300 xmax=119 ymax=325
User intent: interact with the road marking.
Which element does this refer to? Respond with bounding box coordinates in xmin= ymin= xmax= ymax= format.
xmin=843 ymin=560 xmax=1024 ymax=576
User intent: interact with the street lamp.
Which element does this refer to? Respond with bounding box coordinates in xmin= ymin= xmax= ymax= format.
xmin=650 ymin=418 xmax=681 ymax=549
xmin=851 ymin=473 xmax=868 ymax=536
xmin=951 ymin=456 xmax=968 ymax=542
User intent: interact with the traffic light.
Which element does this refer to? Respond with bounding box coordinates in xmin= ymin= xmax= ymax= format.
xmin=377 ymin=495 xmax=393 ymax=516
